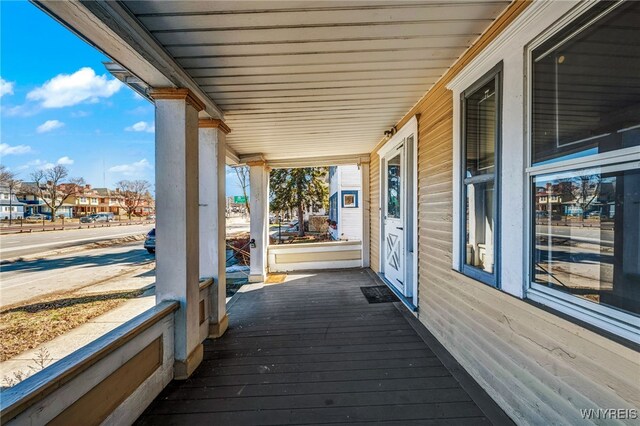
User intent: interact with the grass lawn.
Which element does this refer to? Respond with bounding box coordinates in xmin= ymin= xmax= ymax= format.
xmin=0 ymin=290 xmax=143 ymax=362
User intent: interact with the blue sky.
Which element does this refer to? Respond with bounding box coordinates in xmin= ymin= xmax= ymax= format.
xmin=0 ymin=1 xmax=243 ymax=196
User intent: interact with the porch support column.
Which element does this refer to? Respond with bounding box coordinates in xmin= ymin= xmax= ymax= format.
xmin=150 ymin=88 xmax=205 ymax=380
xmin=360 ymin=160 xmax=371 ymax=268
xmin=248 ymin=161 xmax=269 ymax=282
xmin=198 ymin=118 xmax=231 ymax=338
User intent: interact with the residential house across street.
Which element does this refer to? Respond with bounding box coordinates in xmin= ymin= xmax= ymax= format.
xmin=0 ymin=186 xmax=26 ymax=220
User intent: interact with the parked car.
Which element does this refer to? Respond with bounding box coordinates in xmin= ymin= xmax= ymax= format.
xmin=95 ymin=212 xmax=115 ymax=222
xmin=586 ymin=210 xmax=602 ymax=219
xmin=25 ymin=214 xmax=49 ymax=222
xmin=144 ymin=228 xmax=156 ymax=254
xmin=148 ymin=214 xmax=156 ymax=220
xmin=284 ymin=219 xmax=309 ymax=233
xmin=80 ymin=215 xmax=96 ymax=223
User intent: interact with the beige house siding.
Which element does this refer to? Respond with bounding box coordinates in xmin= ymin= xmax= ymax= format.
xmin=368 ymin=0 xmax=640 ymax=423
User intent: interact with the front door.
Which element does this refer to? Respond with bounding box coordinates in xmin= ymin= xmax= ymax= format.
xmin=383 ymin=145 xmax=405 ymax=293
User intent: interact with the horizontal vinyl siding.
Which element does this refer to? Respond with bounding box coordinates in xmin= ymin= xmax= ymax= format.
xmin=369 ymin=0 xmax=640 ymax=423
xmin=420 ymin=85 xmax=639 ymax=426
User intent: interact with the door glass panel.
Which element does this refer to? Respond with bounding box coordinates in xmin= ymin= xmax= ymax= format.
xmin=533 ymin=167 xmax=640 ymax=315
xmin=387 ymin=154 xmax=401 ymax=219
xmin=465 ymin=180 xmax=495 ymax=274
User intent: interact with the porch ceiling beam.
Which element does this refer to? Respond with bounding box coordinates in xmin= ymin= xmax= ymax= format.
xmin=225 ymin=148 xmax=240 ymax=166
xmin=33 ymin=0 xmax=224 ymax=120
xmin=239 ymin=153 xmax=371 ymax=168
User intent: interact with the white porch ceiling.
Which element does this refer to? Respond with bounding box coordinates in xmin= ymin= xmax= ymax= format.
xmin=123 ymin=1 xmax=509 ymax=161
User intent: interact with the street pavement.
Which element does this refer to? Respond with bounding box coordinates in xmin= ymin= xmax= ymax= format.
xmin=535 ymin=224 xmax=613 ymax=245
xmin=0 ymin=217 xmax=250 ymax=260
xmin=226 ymin=215 xmax=250 ymax=236
xmin=0 ymin=217 xmax=250 ymax=307
xmin=0 ymin=242 xmax=154 ymax=308
xmin=0 ymin=224 xmax=154 ymax=259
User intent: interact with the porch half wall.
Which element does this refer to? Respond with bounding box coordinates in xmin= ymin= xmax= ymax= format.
xmin=368 ymin=1 xmax=639 ymax=424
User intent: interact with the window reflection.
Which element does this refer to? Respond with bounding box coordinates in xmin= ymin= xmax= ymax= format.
xmin=463 ymin=74 xmax=498 ymax=282
xmin=387 ymin=155 xmax=401 ymax=219
xmin=466 ymin=81 xmax=496 ymax=176
xmin=533 ymin=167 xmax=640 ymax=315
xmin=465 ymin=180 xmax=495 ymax=273
xmin=531 ymin=1 xmax=640 ymax=165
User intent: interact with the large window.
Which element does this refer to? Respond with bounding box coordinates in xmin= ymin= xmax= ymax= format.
xmin=529 ymin=1 xmax=640 ymax=337
xmin=531 ymin=2 xmax=640 ymax=165
xmin=461 ymin=64 xmax=502 ymax=286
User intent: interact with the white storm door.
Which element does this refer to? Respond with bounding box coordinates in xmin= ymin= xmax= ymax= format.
xmin=384 ymin=145 xmax=405 ymax=293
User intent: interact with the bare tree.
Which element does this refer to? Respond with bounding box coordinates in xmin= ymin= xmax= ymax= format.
xmin=0 ymin=165 xmax=12 ymax=183
xmin=233 ymin=165 xmax=251 ymax=214
xmin=572 ymin=175 xmax=601 ymax=218
xmin=29 ymin=165 xmax=84 ymax=221
xmin=0 ymin=165 xmax=22 ymax=224
xmin=115 ymin=180 xmax=151 ymax=219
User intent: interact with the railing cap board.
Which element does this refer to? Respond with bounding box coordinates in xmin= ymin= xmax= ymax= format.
xmin=0 ymin=301 xmax=179 ymax=422
xmin=268 ymin=240 xmax=362 ymax=251
xmin=198 ymin=277 xmax=214 ymax=291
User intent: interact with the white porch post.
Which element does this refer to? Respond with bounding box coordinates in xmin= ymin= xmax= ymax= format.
xmin=361 ymin=160 xmax=371 ymax=268
xmin=198 ymin=119 xmax=230 ymax=338
xmin=248 ymin=161 xmax=269 ymax=282
xmin=150 ymin=88 xmax=205 ymax=380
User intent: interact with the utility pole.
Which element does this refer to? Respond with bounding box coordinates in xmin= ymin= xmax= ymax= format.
xmin=8 ymin=186 xmax=13 ymax=225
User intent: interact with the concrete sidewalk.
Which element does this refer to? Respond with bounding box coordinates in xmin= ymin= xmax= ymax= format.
xmin=0 ymin=290 xmax=155 ymax=387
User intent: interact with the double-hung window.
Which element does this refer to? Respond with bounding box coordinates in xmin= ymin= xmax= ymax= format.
xmin=528 ymin=1 xmax=640 ymax=340
xmin=460 ymin=63 xmax=502 ymax=287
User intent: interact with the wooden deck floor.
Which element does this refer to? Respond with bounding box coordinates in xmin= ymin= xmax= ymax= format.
xmin=136 ymin=269 xmax=511 ymax=425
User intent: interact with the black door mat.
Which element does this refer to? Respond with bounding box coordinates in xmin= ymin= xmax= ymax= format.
xmin=360 ymin=285 xmax=399 ymax=304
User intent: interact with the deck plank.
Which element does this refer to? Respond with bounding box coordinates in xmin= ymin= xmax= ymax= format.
xmin=136 ymin=270 xmax=509 ymax=425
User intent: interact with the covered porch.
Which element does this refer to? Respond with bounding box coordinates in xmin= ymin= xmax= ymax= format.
xmin=136 ymin=269 xmax=510 ymax=425
xmin=3 ymin=0 xmax=638 ymax=424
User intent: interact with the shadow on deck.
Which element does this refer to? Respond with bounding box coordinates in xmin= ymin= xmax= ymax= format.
xmin=136 ymin=269 xmax=512 ymax=425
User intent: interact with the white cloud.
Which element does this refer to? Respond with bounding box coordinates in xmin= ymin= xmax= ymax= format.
xmin=108 ymin=158 xmax=152 ymax=176
xmin=125 ymin=121 xmax=154 ymax=133
xmin=71 ymin=110 xmax=90 ymax=118
xmin=27 ymin=67 xmax=122 ymax=108
xmin=0 ymin=143 xmax=32 ymax=156
xmin=36 ymin=119 xmax=64 ymax=133
xmin=15 ymin=159 xmax=55 ymax=171
xmin=1 ymin=103 xmax=39 ymax=117
xmin=57 ymin=156 xmax=74 ymax=165
xmin=0 ymin=78 xmax=14 ymax=97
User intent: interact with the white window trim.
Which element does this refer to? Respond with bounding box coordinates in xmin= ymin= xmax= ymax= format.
xmin=524 ymin=1 xmax=640 ymax=343
xmin=448 ymin=0 xmax=639 ymax=342
xmin=526 ymin=146 xmax=640 ymax=176
xmin=527 ymin=288 xmax=640 ymax=344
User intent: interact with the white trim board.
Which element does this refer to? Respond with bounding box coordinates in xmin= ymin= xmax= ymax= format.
xmin=447 ymin=0 xmax=584 ymax=299
xmin=377 ymin=116 xmax=419 ymax=308
xmin=447 ymin=0 xmax=640 ymax=342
